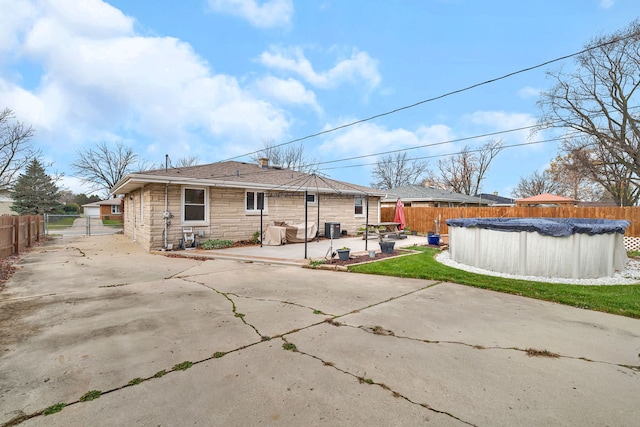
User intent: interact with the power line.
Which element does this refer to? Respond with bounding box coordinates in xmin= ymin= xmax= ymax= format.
xmin=219 ymin=31 xmax=636 ymax=163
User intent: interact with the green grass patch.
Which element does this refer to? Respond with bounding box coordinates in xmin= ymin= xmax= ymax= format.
xmin=173 ymin=361 xmax=193 ymax=371
xmin=128 ymin=377 xmax=143 ymax=386
xmin=43 ymin=403 xmax=66 ymax=415
xmin=200 ymin=239 xmax=234 ymax=250
xmin=153 ymin=370 xmax=166 ymax=378
xmin=282 ymin=342 xmax=297 ymax=351
xmin=349 ymin=246 xmax=640 ymax=318
xmin=46 ymin=216 xmax=77 ymax=227
xmin=213 ymin=351 xmax=226 ymax=358
xmin=79 ymin=390 xmax=101 ymax=402
xmin=102 ymin=219 xmax=122 ymax=226
xmin=628 ymin=250 xmax=640 ymax=258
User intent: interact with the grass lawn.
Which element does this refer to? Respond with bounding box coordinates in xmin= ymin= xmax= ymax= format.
xmin=102 ymin=219 xmax=123 ymax=226
xmin=46 ymin=216 xmax=77 ymax=227
xmin=349 ymin=246 xmax=640 ymax=319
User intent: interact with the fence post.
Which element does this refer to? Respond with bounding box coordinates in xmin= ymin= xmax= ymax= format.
xmin=13 ymin=216 xmax=19 ymax=256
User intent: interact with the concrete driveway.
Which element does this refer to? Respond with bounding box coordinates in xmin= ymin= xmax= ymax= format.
xmin=1 ymin=235 xmax=639 ymax=426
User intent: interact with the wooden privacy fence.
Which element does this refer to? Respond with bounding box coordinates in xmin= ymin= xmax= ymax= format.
xmin=380 ymin=206 xmax=640 ymax=237
xmin=0 ymin=215 xmax=43 ymax=259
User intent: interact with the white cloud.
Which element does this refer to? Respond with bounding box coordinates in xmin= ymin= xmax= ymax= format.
xmin=517 ymin=85 xmax=540 ymax=99
xmin=318 ymin=121 xmax=454 ymax=160
xmin=465 ymin=110 xmax=535 ymax=130
xmin=600 ymin=0 xmax=615 ymax=9
xmin=253 ymin=76 xmax=322 ymax=113
xmin=259 ymin=46 xmax=381 ymax=89
xmin=208 ymin=0 xmax=293 ymax=28
xmin=0 ymin=0 xmax=291 ymax=159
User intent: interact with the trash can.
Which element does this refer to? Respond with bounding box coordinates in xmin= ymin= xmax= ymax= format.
xmin=325 ymin=222 xmax=340 ymax=239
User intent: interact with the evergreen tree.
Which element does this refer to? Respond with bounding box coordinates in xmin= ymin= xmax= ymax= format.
xmin=10 ymin=159 xmax=62 ymax=214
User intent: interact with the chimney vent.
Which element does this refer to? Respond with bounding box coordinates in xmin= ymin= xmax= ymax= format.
xmin=258 ymin=157 xmax=270 ymax=169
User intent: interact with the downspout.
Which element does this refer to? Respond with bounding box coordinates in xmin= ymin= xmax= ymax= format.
xmin=164 ymin=183 xmax=169 ymax=249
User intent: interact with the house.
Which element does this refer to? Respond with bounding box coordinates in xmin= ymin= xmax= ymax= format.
xmin=0 ymin=190 xmax=13 ymax=215
xmin=515 ymin=193 xmax=578 ymax=207
xmin=82 ymin=198 xmax=124 ymax=220
xmin=110 ymin=158 xmax=386 ymax=251
xmin=381 ymin=185 xmax=492 ymax=208
xmin=474 ymin=192 xmax=516 ymax=206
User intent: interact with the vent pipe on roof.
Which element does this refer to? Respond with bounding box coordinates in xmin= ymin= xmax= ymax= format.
xmin=258 ymin=157 xmax=269 ymax=169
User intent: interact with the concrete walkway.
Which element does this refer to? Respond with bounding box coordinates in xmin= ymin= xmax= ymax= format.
xmin=1 ymin=234 xmax=639 ymax=426
xmin=175 ymin=234 xmax=428 ymax=265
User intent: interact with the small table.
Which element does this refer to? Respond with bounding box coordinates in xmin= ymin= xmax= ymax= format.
xmin=363 ymin=222 xmax=402 ymax=240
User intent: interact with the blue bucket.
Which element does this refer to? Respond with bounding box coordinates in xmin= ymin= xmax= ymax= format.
xmin=427 ymin=234 xmax=440 ymax=245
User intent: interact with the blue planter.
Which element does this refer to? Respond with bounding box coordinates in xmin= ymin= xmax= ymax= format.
xmin=427 ymin=234 xmax=440 ymax=245
xmin=337 ymin=249 xmax=350 ymax=261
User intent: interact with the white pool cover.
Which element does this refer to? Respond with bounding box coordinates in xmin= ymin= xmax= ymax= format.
xmin=446 ymin=218 xmax=631 ymax=279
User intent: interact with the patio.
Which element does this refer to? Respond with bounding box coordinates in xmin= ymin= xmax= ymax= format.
xmin=178 ymin=234 xmax=429 ymax=265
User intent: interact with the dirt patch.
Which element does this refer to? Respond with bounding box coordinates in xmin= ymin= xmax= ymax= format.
xmin=325 ymin=249 xmax=410 ymax=266
xmin=0 ymin=254 xmax=19 ymax=293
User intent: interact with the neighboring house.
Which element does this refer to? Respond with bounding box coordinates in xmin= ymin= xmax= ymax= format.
xmin=515 ymin=193 xmax=578 ymax=207
xmin=111 ymin=158 xmax=386 ymax=251
xmin=474 ymin=192 xmax=516 ymax=206
xmin=381 ymin=185 xmax=492 ymax=208
xmin=81 ymin=202 xmax=100 ymax=217
xmin=82 ymin=198 xmax=124 ymax=219
xmin=0 ymin=190 xmax=13 ymax=215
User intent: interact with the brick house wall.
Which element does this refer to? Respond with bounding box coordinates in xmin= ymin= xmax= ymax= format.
xmin=123 ymin=183 xmax=380 ymax=251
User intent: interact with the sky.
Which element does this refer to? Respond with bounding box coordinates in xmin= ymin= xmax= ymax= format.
xmin=0 ymin=0 xmax=637 ymax=197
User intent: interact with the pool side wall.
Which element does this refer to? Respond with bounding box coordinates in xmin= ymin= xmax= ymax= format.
xmin=449 ymin=227 xmax=627 ymax=279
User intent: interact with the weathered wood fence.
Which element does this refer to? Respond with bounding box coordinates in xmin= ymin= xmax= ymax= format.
xmin=0 ymin=215 xmax=43 ymax=259
xmin=380 ymin=206 xmax=640 ymax=237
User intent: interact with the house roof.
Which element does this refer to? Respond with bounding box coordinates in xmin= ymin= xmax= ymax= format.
xmin=474 ymin=193 xmax=516 ymax=205
xmin=381 ymin=185 xmax=490 ymax=205
xmin=111 ymin=161 xmax=386 ymax=197
xmin=82 ymin=199 xmax=123 ymax=208
xmin=515 ymin=193 xmax=578 ymax=206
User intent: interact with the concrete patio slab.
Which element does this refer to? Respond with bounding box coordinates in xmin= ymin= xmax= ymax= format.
xmin=1 ymin=234 xmax=638 ymax=426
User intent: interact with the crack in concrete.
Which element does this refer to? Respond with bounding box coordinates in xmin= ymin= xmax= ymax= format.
xmin=277 ymin=336 xmax=477 ymax=426
xmin=225 ymin=292 xmax=336 ymax=317
xmin=348 ymin=323 xmax=640 ymax=373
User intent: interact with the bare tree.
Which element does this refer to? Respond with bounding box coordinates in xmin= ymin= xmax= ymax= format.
xmin=546 ymin=152 xmax=607 ymax=202
xmin=564 ymin=139 xmax=640 ymax=205
xmin=536 ymin=19 xmax=640 ymax=205
xmin=0 ymin=108 xmax=40 ymax=191
xmin=174 ymin=155 xmax=201 ymax=167
xmin=251 ymin=140 xmax=318 ymax=173
xmin=429 ymin=139 xmax=503 ymax=195
xmin=370 ymin=152 xmax=429 ymax=190
xmin=71 ymin=141 xmax=144 ymax=195
xmin=512 ymin=170 xmax=562 ymax=198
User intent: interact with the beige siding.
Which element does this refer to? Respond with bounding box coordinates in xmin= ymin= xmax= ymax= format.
xmin=123 ymin=184 xmax=380 ymax=251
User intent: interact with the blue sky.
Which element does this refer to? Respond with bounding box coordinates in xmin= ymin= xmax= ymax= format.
xmin=0 ymin=0 xmax=636 ymax=196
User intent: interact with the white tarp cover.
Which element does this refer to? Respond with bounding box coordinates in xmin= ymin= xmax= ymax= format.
xmin=263 ymin=221 xmax=318 ymax=246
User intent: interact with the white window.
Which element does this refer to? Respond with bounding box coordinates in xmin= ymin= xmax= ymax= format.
xmin=246 ymin=190 xmax=267 ymax=213
xmin=182 ymin=187 xmax=209 ymax=224
xmin=111 ymin=204 xmax=121 ymax=214
xmin=354 ymin=196 xmax=364 ymax=216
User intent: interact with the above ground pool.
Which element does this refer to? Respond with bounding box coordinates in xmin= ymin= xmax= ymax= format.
xmin=445 ymin=218 xmax=631 ymax=279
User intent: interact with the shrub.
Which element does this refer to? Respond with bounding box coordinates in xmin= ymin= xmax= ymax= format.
xmin=200 ymin=239 xmax=234 ymax=250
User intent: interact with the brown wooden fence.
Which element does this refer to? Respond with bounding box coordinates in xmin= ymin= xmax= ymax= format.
xmin=381 ymin=206 xmax=640 ymax=237
xmin=0 ymin=215 xmax=43 ymax=259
